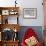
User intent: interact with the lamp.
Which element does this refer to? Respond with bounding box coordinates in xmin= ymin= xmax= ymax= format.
xmin=13 ymin=28 xmax=18 ymax=41
xmin=15 ymin=0 xmax=17 ymax=7
xmin=14 ymin=28 xmax=17 ymax=32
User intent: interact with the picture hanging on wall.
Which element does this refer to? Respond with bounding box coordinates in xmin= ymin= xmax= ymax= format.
xmin=23 ymin=8 xmax=37 ymax=19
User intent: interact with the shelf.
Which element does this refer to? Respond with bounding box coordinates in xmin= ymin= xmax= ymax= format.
xmin=0 ymin=7 xmax=20 ymax=46
xmin=1 ymin=15 xmax=18 ymax=24
xmin=2 ymin=40 xmax=19 ymax=43
xmin=0 ymin=7 xmax=19 ymax=16
xmin=2 ymin=40 xmax=19 ymax=46
xmin=0 ymin=7 xmax=19 ymax=24
xmin=0 ymin=24 xmax=20 ymax=32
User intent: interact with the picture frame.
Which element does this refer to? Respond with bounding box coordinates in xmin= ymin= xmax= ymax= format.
xmin=23 ymin=8 xmax=37 ymax=19
xmin=2 ymin=10 xmax=9 ymax=15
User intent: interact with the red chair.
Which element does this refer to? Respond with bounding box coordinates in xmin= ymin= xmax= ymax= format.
xmin=21 ymin=28 xmax=41 ymax=46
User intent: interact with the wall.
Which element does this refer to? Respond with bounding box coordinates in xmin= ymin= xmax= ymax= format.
xmin=0 ymin=0 xmax=44 ymax=26
xmin=18 ymin=0 xmax=44 ymax=26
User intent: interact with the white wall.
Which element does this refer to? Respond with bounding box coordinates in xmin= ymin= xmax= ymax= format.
xmin=0 ymin=0 xmax=44 ymax=26
xmin=18 ymin=0 xmax=44 ymax=26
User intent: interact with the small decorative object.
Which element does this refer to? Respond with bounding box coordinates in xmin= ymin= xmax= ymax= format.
xmin=2 ymin=10 xmax=9 ymax=15
xmin=23 ymin=8 xmax=37 ymax=19
xmin=10 ymin=11 xmax=15 ymax=15
xmin=9 ymin=9 xmax=18 ymax=15
xmin=10 ymin=10 xmax=14 ymax=15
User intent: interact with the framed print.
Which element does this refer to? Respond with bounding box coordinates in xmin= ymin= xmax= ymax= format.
xmin=2 ymin=10 xmax=9 ymax=15
xmin=23 ymin=8 xmax=37 ymax=19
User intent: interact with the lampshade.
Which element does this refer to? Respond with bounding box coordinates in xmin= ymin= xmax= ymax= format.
xmin=13 ymin=28 xmax=17 ymax=32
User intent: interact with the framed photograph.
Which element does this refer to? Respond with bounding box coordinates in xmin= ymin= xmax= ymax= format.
xmin=23 ymin=8 xmax=37 ymax=19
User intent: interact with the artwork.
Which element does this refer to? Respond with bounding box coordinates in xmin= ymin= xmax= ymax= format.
xmin=2 ymin=10 xmax=9 ymax=15
xmin=23 ymin=8 xmax=37 ymax=19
